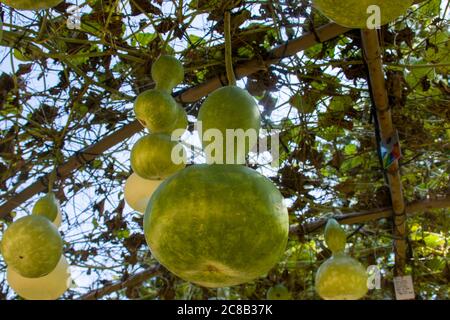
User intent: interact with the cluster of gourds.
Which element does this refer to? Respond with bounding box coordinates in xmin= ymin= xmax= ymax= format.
xmin=1 ymin=193 xmax=71 ymax=300
xmin=133 ymin=50 xmax=289 ymax=288
xmin=124 ymin=56 xmax=188 ymax=214
xmin=0 ymin=0 xmax=417 ymax=300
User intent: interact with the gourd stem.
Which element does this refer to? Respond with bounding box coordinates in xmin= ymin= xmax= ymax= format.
xmin=224 ymin=11 xmax=236 ymax=86
xmin=48 ymin=164 xmax=57 ymax=193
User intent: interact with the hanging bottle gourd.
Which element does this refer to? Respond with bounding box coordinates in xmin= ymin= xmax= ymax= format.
xmin=1 ymin=165 xmax=65 ymax=286
xmin=5 ymin=141 xmax=72 ymax=300
xmin=32 ymin=192 xmax=62 ymax=228
xmin=134 ymin=89 xmax=180 ymax=133
xmin=197 ymin=12 xmax=260 ymax=165
xmin=151 ymin=55 xmax=185 ymax=93
xmin=126 ymin=54 xmax=187 ymax=213
xmin=1 ymin=215 xmax=63 ymax=278
xmin=142 ymin=12 xmax=288 ymax=288
xmin=133 ymin=55 xmax=188 ymax=136
xmin=131 ymin=54 xmax=187 ymax=180
xmin=130 ymin=133 xmax=186 ymax=180
xmin=315 ymin=219 xmax=368 ymax=300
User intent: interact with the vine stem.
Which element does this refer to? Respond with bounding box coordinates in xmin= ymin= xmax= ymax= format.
xmin=48 ymin=164 xmax=57 ymax=193
xmin=47 ymin=104 xmax=74 ymax=194
xmin=224 ymin=11 xmax=236 ymax=86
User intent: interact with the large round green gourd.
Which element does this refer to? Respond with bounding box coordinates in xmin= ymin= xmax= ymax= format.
xmin=197 ymin=86 xmax=261 ymax=164
xmin=1 ymin=215 xmax=63 ymax=278
xmin=143 ymin=164 xmax=288 ymax=288
xmin=0 ymin=0 xmax=62 ymax=10
xmin=312 ymin=0 xmax=413 ymax=29
xmin=315 ymin=252 xmax=368 ymax=300
xmin=130 ymin=133 xmax=186 ymax=180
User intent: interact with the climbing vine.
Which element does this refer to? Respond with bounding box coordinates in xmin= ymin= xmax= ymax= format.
xmin=0 ymin=0 xmax=448 ymax=300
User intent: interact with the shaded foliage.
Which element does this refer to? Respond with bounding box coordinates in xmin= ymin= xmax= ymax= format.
xmin=0 ymin=0 xmax=448 ymax=299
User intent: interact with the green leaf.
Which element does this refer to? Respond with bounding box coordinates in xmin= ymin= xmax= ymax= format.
xmin=91 ymin=159 xmax=103 ymax=169
xmin=424 ymin=232 xmax=445 ymax=248
xmin=328 ymin=95 xmax=353 ymax=112
xmin=418 ymin=0 xmax=441 ymax=17
xmin=1 ymin=99 xmax=22 ymax=116
xmin=344 ymin=144 xmax=357 ymax=156
xmin=115 ymin=229 xmax=130 ymax=239
xmin=194 ymin=68 xmax=208 ymax=82
xmin=132 ymin=33 xmax=157 ymax=47
xmin=188 ymin=34 xmax=205 ymax=47
xmin=237 ymin=45 xmax=254 ymax=58
xmin=341 ymin=156 xmax=364 ymax=171
xmin=289 ymin=92 xmax=318 ymax=114
xmin=316 ymin=125 xmax=344 ymax=141
xmin=73 ymin=102 xmax=89 ymax=118
xmin=304 ymin=43 xmax=322 ymax=59
xmin=80 ymin=15 xmax=103 ymax=37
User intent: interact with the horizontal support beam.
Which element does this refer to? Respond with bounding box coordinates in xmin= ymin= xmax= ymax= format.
xmin=289 ymin=195 xmax=450 ymax=236
xmin=80 ymin=265 xmax=161 ymax=300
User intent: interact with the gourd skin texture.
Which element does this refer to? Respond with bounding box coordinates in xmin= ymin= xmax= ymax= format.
xmin=1 ymin=0 xmax=62 ymax=10
xmin=267 ymin=284 xmax=291 ymax=300
xmin=1 ymin=215 xmax=63 ymax=278
xmin=124 ymin=173 xmax=162 ymax=213
xmin=144 ymin=164 xmax=288 ymax=288
xmin=170 ymin=104 xmax=188 ymax=138
xmin=315 ymin=253 xmax=368 ymax=300
xmin=53 ymin=210 xmax=62 ymax=228
xmin=312 ymin=0 xmax=413 ymax=29
xmin=32 ymin=192 xmax=59 ymax=222
xmin=197 ymin=86 xmax=261 ymax=164
xmin=324 ymin=218 xmax=347 ymax=253
xmin=130 ymin=133 xmax=186 ymax=180
xmin=151 ymin=55 xmax=184 ymax=93
xmin=13 ymin=48 xmax=32 ymax=61
xmin=133 ymin=89 xmax=179 ymax=133
xmin=7 ymin=256 xmax=71 ymax=300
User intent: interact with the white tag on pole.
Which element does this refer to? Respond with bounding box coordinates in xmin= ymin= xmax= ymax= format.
xmin=394 ymin=275 xmax=415 ymax=300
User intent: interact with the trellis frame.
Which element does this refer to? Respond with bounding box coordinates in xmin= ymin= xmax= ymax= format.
xmin=0 ymin=22 xmax=350 ymax=217
xmin=361 ymin=29 xmax=408 ymax=275
xmin=0 ymin=14 xmax=448 ymax=299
